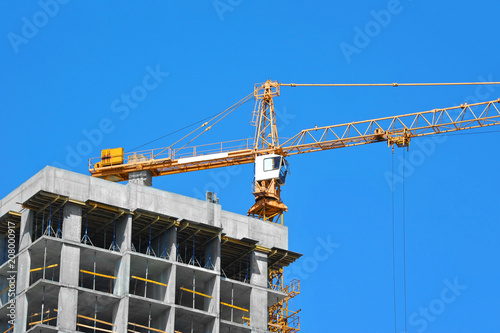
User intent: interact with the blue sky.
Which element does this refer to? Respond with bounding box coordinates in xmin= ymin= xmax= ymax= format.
xmin=2 ymin=1 xmax=500 ymax=332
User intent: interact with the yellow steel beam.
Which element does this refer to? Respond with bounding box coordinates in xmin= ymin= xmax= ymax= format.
xmin=180 ymin=287 xmax=213 ymax=299
xmin=77 ymin=314 xmax=116 ymax=327
xmin=80 ymin=269 xmax=117 ymax=280
xmin=221 ymin=302 xmax=249 ymax=312
xmin=34 ymin=195 xmax=60 ymax=214
xmin=29 ymin=316 xmax=57 ymax=326
xmin=131 ymin=275 xmax=167 ymax=287
xmin=77 ymin=323 xmax=116 ymax=333
xmin=134 ymin=216 xmax=160 ymax=236
xmin=28 ymin=309 xmax=51 ymax=318
xmin=86 ymin=201 xmax=129 ymax=214
xmin=30 ymin=263 xmax=58 ymax=273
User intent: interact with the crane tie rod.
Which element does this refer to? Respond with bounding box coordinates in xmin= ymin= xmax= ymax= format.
xmin=281 ymin=82 xmax=500 ymax=87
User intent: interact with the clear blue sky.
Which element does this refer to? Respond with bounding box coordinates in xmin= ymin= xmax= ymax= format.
xmin=2 ymin=1 xmax=500 ymax=332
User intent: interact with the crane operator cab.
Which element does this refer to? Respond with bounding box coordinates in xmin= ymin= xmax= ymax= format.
xmin=254 ymin=154 xmax=290 ymax=185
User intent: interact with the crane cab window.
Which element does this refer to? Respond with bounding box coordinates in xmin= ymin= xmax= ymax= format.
xmin=263 ymin=156 xmax=282 ymax=171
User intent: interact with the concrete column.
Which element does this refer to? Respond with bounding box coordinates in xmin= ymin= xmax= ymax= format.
xmin=166 ymin=265 xmax=176 ymax=304
xmin=13 ymin=249 xmax=30 ymax=333
xmin=167 ymin=226 xmax=177 ymax=260
xmin=16 ymin=207 xmax=32 ymax=333
xmin=19 ymin=210 xmax=33 ymax=251
xmin=116 ymin=214 xmax=132 ymax=252
xmin=205 ymin=276 xmax=219 ymax=315
xmin=204 ymin=235 xmax=220 ymax=271
xmin=13 ymin=293 xmax=28 ymax=333
xmin=15 ymin=251 xmax=30 ymax=295
xmin=165 ymin=307 xmax=175 ymax=333
xmin=250 ymin=251 xmax=267 ymax=287
xmin=114 ymin=254 xmax=130 ymax=296
xmin=59 ymin=244 xmax=80 ymax=286
xmin=250 ymin=251 xmax=268 ymax=332
xmin=205 ymin=200 xmax=221 ymax=228
xmin=113 ymin=296 xmax=129 ymax=333
xmin=62 ymin=203 xmax=82 ymax=242
xmin=156 ymin=225 xmax=176 ymax=260
xmin=57 ymin=243 xmax=80 ymax=331
xmin=57 ymin=288 xmax=78 ymax=331
xmin=57 ymin=205 xmax=81 ymax=331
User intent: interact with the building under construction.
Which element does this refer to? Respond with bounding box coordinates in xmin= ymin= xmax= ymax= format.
xmin=0 ymin=166 xmax=301 ymax=333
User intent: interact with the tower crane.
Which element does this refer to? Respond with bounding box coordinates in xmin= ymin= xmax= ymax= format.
xmin=89 ymin=80 xmax=500 ymax=223
xmin=89 ymin=80 xmax=500 ymax=332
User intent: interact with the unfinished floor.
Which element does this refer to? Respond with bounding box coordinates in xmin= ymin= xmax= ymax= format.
xmin=0 ymin=167 xmax=300 ymax=333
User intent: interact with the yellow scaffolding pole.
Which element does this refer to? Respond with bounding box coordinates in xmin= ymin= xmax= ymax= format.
xmin=77 ymin=313 xmax=116 ymax=327
xmin=77 ymin=323 xmax=116 ymax=333
xmin=180 ymin=286 xmax=212 ymax=299
xmin=131 ymin=275 xmax=167 ymax=287
xmin=221 ymin=302 xmax=249 ymax=312
xmin=80 ymin=269 xmax=117 ymax=279
xmin=28 ymin=316 xmax=57 ymax=326
xmin=28 ymin=309 xmax=51 ymax=318
xmin=30 ymin=263 xmax=58 ymax=273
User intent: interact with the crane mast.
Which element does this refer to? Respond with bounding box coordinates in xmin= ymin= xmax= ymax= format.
xmin=249 ymin=81 xmax=287 ymax=223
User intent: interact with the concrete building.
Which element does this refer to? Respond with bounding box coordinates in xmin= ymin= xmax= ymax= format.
xmin=0 ymin=167 xmax=300 ymax=333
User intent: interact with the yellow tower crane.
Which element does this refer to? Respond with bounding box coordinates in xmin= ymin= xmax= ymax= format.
xmin=89 ymin=80 xmax=500 ymax=332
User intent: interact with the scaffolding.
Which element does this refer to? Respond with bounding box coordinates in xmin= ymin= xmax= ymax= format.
xmin=220 ymin=236 xmax=255 ymax=283
xmin=266 ymin=240 xmax=302 ymax=332
xmin=23 ymin=192 xmax=68 ymax=243
xmin=268 ymin=269 xmax=300 ymax=333
xmin=0 ymin=211 xmax=21 ymax=266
